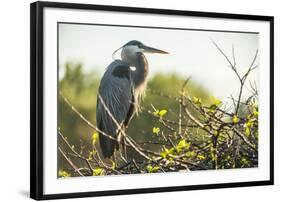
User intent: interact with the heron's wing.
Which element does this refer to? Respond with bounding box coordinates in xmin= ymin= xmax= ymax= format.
xmin=96 ymin=60 xmax=135 ymax=158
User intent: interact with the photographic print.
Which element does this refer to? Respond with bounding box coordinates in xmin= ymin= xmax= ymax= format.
xmin=30 ymin=1 xmax=273 ymax=200
xmin=58 ymin=24 xmax=259 ymax=177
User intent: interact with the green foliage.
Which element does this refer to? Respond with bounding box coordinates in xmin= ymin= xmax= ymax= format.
xmin=197 ymin=154 xmax=205 ymax=160
xmin=232 ymin=115 xmax=239 ymax=124
xmin=58 ymin=169 xmax=71 ymax=178
xmin=147 ymin=165 xmax=160 ymax=173
xmin=212 ymin=96 xmax=222 ymax=106
xmin=92 ymin=167 xmax=104 ymax=176
xmin=153 ymin=109 xmax=168 ymax=117
xmin=152 ymin=127 xmax=160 ymax=135
xmin=110 ymin=160 xmax=116 ymax=170
xmin=176 ymin=139 xmax=190 ymax=152
xmin=193 ymin=96 xmax=202 ymax=105
xmin=92 ymin=132 xmax=99 ymax=145
xmin=186 ymin=151 xmax=195 ymax=158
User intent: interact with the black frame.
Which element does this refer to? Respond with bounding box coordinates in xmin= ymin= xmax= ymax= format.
xmin=30 ymin=1 xmax=274 ymax=200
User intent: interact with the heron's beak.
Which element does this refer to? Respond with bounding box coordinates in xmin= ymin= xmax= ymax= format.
xmin=142 ymin=45 xmax=169 ymax=54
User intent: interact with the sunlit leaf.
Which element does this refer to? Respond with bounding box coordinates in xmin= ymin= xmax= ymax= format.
xmin=147 ymin=165 xmax=160 ymax=173
xmin=197 ymin=154 xmax=205 ymax=160
xmin=176 ymin=139 xmax=190 ymax=152
xmin=153 ymin=110 xmax=159 ymax=116
xmin=153 ymin=109 xmax=168 ymax=117
xmin=158 ymin=109 xmax=168 ymax=117
xmin=241 ymin=157 xmax=250 ymax=166
xmin=92 ymin=132 xmax=99 ymax=144
xmin=160 ymin=151 xmax=167 ymax=159
xmin=213 ymin=130 xmax=219 ymax=137
xmin=160 ymin=147 xmax=172 ymax=159
xmin=211 ymin=96 xmax=222 ymax=106
xmin=253 ymin=110 xmax=259 ymax=117
xmin=209 ymin=104 xmax=218 ymax=112
xmin=147 ymin=165 xmax=153 ymax=173
xmin=58 ymin=169 xmax=71 ymax=178
xmin=185 ymin=151 xmax=195 ymax=158
xmin=193 ymin=96 xmax=202 ymax=105
xmin=110 ymin=160 xmax=116 ymax=170
xmin=245 ymin=127 xmax=251 ymax=137
xmin=211 ymin=154 xmax=217 ymax=161
xmin=92 ymin=167 xmax=104 ymax=176
xmin=152 ymin=127 xmax=160 ymax=135
xmin=232 ymin=115 xmax=239 ymax=124
xmin=245 ymin=121 xmax=253 ymax=128
xmin=88 ymin=151 xmax=93 ymax=160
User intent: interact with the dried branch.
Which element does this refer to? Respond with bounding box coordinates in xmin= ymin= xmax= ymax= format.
xmin=58 ymin=147 xmax=84 ymax=176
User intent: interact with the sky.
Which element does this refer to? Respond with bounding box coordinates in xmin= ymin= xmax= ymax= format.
xmin=59 ymin=23 xmax=259 ymax=103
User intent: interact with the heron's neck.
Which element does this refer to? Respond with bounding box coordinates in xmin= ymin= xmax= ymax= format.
xmin=130 ymin=53 xmax=149 ymax=88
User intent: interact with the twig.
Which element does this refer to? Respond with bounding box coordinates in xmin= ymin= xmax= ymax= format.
xmin=58 ymin=147 xmax=84 ymax=176
xmin=60 ymin=92 xmax=120 ymax=143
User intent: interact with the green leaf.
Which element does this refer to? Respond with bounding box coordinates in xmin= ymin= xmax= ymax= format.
xmin=245 ymin=127 xmax=251 ymax=137
xmin=152 ymin=127 xmax=160 ymax=135
xmin=253 ymin=110 xmax=259 ymax=117
xmin=147 ymin=165 xmax=153 ymax=173
xmin=245 ymin=121 xmax=253 ymax=128
xmin=92 ymin=167 xmax=104 ymax=176
xmin=197 ymin=154 xmax=205 ymax=160
xmin=153 ymin=109 xmax=168 ymax=117
xmin=193 ymin=96 xmax=202 ymax=105
xmin=58 ymin=169 xmax=71 ymax=178
xmin=210 ymin=96 xmax=222 ymax=106
xmin=209 ymin=104 xmax=218 ymax=111
xmin=153 ymin=110 xmax=160 ymax=116
xmin=160 ymin=151 xmax=168 ymax=159
xmin=177 ymin=139 xmax=187 ymax=148
xmin=160 ymin=147 xmax=173 ymax=159
xmin=213 ymin=97 xmax=222 ymax=106
xmin=213 ymin=130 xmax=219 ymax=137
xmin=241 ymin=157 xmax=250 ymax=166
xmin=88 ymin=151 xmax=93 ymax=160
xmin=208 ymin=97 xmax=222 ymax=112
xmin=110 ymin=160 xmax=116 ymax=170
xmin=168 ymin=148 xmax=174 ymax=155
xmin=211 ymin=147 xmax=217 ymax=161
xmin=147 ymin=165 xmax=160 ymax=173
xmin=158 ymin=109 xmax=168 ymax=117
xmin=92 ymin=132 xmax=99 ymax=144
xmin=211 ymin=153 xmax=217 ymax=161
xmin=176 ymin=139 xmax=190 ymax=152
xmin=232 ymin=115 xmax=239 ymax=124
xmin=185 ymin=151 xmax=195 ymax=158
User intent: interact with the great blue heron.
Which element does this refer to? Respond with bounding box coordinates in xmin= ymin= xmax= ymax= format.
xmin=96 ymin=40 xmax=168 ymax=158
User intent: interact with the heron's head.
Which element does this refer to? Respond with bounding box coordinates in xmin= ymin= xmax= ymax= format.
xmin=122 ymin=40 xmax=169 ymax=54
xmin=114 ymin=40 xmax=168 ymax=65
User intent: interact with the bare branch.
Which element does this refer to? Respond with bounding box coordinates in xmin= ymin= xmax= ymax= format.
xmin=58 ymin=147 xmax=84 ymax=176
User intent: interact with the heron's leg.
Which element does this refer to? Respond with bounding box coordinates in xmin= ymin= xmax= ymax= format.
xmin=113 ymin=151 xmax=118 ymax=167
xmin=123 ymin=138 xmax=128 ymax=160
xmin=116 ymin=123 xmax=128 ymax=163
xmin=117 ymin=135 xmax=128 ymax=163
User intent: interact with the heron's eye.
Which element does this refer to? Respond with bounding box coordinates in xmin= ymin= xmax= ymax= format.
xmin=130 ymin=66 xmax=136 ymax=71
